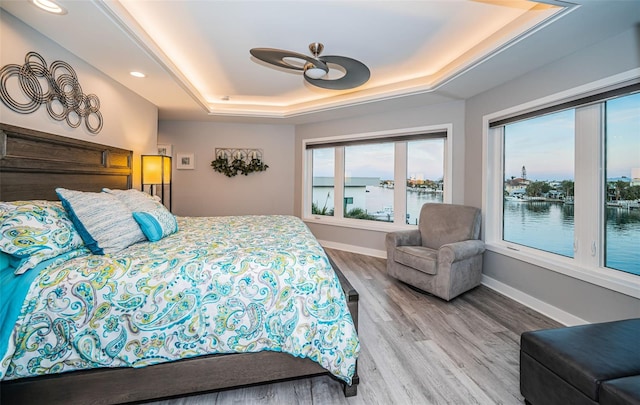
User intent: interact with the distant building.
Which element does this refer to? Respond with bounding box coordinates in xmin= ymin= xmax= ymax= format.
xmin=312 ymin=176 xmax=381 ymax=211
xmin=632 ymin=168 xmax=640 ymax=187
xmin=505 ymin=177 xmax=529 ymax=196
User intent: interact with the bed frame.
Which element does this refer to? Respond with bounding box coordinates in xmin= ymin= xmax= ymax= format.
xmin=0 ymin=123 xmax=359 ymax=404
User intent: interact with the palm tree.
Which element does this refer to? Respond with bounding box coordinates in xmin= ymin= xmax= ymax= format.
xmin=561 ymin=180 xmax=574 ymax=200
xmin=614 ymin=180 xmax=627 ymax=201
xmin=312 ymin=192 xmax=333 ymax=215
xmin=526 ymin=181 xmax=550 ymax=197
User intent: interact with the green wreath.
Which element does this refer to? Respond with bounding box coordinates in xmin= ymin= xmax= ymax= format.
xmin=211 ymin=156 xmax=268 ymax=177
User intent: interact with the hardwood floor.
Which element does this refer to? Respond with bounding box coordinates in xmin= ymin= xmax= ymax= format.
xmin=150 ymin=249 xmax=561 ymax=405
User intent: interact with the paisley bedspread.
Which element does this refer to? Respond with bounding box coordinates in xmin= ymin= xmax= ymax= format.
xmin=0 ymin=215 xmax=359 ymax=384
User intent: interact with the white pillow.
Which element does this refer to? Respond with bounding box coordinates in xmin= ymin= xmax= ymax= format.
xmin=56 ymin=188 xmax=145 ymax=254
xmin=102 ymin=188 xmax=165 ymax=212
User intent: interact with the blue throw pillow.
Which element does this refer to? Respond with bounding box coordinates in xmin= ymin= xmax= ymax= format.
xmin=132 ymin=209 xmax=178 ymax=242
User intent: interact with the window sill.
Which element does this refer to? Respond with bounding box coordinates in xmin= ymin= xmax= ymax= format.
xmin=303 ymin=215 xmax=415 ymax=233
xmin=485 ymin=242 xmax=640 ymax=299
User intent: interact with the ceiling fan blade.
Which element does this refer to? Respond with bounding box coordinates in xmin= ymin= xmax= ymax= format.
xmin=250 ymin=48 xmax=327 ymax=72
xmin=304 ymin=55 xmax=370 ymax=90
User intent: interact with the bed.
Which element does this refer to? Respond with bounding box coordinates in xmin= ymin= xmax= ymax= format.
xmin=0 ymin=123 xmax=360 ymax=404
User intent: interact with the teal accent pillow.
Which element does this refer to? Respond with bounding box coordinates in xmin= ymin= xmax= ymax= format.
xmin=56 ymin=188 xmax=146 ymax=255
xmin=132 ymin=209 xmax=178 ymax=242
xmin=0 ymin=201 xmax=85 ymax=274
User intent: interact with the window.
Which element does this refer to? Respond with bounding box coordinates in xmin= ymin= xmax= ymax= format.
xmin=311 ymin=148 xmax=334 ymax=216
xmin=502 ymin=109 xmax=575 ymax=257
xmin=604 ymin=92 xmax=640 ymax=274
xmin=485 ymin=80 xmax=640 ymax=297
xmin=304 ymin=126 xmax=451 ymax=229
xmin=407 ymin=139 xmax=445 ymax=225
xmin=344 ymin=143 xmax=395 ymax=221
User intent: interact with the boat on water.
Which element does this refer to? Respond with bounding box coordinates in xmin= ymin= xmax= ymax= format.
xmin=607 ymin=200 xmax=640 ymax=209
xmin=504 ymin=195 xmax=527 ymax=202
xmin=372 ymin=206 xmax=393 ymax=220
xmin=505 ymin=195 xmax=556 ymax=203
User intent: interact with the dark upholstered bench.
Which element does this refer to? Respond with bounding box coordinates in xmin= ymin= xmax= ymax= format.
xmin=520 ymin=319 xmax=640 ymax=405
xmin=601 ymin=375 xmax=640 ymax=405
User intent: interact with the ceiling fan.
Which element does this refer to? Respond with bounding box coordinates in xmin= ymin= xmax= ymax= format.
xmin=249 ymin=42 xmax=370 ymax=90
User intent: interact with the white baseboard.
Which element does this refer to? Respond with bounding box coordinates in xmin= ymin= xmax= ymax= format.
xmin=317 ymin=240 xmax=387 ymax=259
xmin=481 ymin=275 xmax=588 ymax=326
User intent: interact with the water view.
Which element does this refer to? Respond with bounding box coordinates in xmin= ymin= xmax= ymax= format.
xmin=504 ymin=200 xmax=640 ymax=275
xmin=313 ymin=184 xmax=640 ymax=276
xmin=499 ymin=91 xmax=640 ymax=276
xmin=363 ymin=185 xmax=443 ymax=225
xmin=311 ymin=184 xmax=443 ymax=225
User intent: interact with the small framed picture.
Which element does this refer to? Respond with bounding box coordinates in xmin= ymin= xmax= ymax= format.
xmin=176 ymin=153 xmax=195 ymax=170
xmin=157 ymin=144 xmax=172 ymax=156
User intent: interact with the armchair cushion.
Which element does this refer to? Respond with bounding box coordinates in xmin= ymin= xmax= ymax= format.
xmin=419 ymin=203 xmax=481 ymax=250
xmin=395 ymin=246 xmax=438 ymax=275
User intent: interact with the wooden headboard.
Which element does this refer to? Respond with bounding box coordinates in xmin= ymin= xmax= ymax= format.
xmin=0 ymin=123 xmax=133 ymax=201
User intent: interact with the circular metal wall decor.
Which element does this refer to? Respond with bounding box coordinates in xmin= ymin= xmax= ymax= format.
xmin=0 ymin=51 xmax=103 ymax=133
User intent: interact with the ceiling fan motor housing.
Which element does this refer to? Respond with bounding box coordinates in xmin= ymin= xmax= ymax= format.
xmin=309 ymin=42 xmax=324 ymax=57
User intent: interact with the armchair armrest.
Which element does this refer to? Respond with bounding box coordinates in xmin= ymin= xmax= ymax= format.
xmin=438 ymin=240 xmax=485 ymax=264
xmin=386 ymin=229 xmax=421 ymax=248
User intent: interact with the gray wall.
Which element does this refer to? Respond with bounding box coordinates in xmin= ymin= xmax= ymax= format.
xmin=158 ymin=121 xmax=295 ymax=217
xmin=0 ymin=12 xmax=158 ymax=188
xmin=465 ymin=27 xmax=640 ymax=323
xmin=294 ymin=100 xmax=466 ymax=255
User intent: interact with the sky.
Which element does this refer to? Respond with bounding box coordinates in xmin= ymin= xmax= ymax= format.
xmin=313 ymin=139 xmax=444 ymax=181
xmin=504 ymin=92 xmax=639 ymax=181
xmin=345 ymin=143 xmax=394 ymax=180
xmin=606 ymin=92 xmax=640 ymax=179
xmin=504 ymin=109 xmax=575 ymax=181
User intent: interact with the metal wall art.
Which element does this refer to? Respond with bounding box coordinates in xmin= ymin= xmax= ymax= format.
xmin=211 ymin=148 xmax=268 ymax=177
xmin=0 ymin=51 xmax=103 ymax=133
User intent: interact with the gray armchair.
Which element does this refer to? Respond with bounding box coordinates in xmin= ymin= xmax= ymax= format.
xmin=386 ymin=203 xmax=485 ymax=301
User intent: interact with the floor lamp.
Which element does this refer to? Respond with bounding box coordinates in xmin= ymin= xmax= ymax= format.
xmin=141 ymin=155 xmax=172 ymax=211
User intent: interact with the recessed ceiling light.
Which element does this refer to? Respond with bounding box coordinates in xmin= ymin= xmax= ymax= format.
xmin=130 ymin=71 xmax=146 ymax=78
xmin=31 ymin=0 xmax=67 ymax=15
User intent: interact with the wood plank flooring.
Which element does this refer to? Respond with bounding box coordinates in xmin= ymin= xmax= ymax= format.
xmin=150 ymin=249 xmax=561 ymax=405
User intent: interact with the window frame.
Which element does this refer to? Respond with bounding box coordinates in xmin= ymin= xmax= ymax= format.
xmin=482 ymin=70 xmax=640 ymax=299
xmin=302 ymin=124 xmax=453 ymax=232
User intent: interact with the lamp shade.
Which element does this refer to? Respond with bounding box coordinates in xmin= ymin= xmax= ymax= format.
xmin=142 ymin=155 xmax=171 ymax=184
xmin=141 ymin=155 xmax=172 ymax=211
